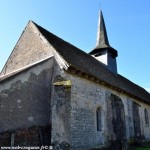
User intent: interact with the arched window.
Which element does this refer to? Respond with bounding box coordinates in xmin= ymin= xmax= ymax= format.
xmin=144 ymin=109 xmax=149 ymax=125
xmin=96 ymin=107 xmax=102 ymax=131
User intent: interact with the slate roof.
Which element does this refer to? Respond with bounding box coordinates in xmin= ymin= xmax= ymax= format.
xmin=0 ymin=20 xmax=150 ymax=104
xmin=34 ymin=22 xmax=150 ymax=104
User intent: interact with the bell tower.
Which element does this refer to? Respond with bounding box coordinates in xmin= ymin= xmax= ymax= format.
xmin=89 ymin=11 xmax=118 ymax=74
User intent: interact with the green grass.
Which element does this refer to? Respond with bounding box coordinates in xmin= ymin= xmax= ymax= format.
xmin=129 ymin=147 xmax=150 ymax=150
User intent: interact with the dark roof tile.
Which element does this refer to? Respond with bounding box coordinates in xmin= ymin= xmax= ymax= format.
xmin=34 ymin=22 xmax=150 ymax=104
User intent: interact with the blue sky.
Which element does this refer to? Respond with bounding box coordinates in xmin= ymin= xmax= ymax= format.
xmin=0 ymin=0 xmax=150 ymax=92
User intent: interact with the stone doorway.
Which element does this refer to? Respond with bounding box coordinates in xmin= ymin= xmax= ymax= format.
xmin=111 ymin=94 xmax=126 ymax=149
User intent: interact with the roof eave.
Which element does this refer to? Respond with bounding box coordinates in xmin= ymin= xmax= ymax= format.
xmin=89 ymin=46 xmax=118 ymax=57
xmin=66 ymin=65 xmax=150 ymax=105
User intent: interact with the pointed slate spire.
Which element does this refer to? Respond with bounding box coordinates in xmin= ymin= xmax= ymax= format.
xmin=96 ymin=11 xmax=110 ymax=48
xmin=89 ymin=11 xmax=118 ymax=73
xmin=90 ymin=10 xmax=118 ymax=57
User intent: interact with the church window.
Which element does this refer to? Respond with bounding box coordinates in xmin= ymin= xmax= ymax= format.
xmin=144 ymin=109 xmax=149 ymax=125
xmin=96 ymin=107 xmax=102 ymax=131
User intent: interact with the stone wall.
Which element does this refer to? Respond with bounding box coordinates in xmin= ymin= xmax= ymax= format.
xmin=65 ymin=72 xmax=108 ymax=149
xmin=141 ymin=107 xmax=150 ymax=140
xmin=1 ymin=55 xmax=149 ymax=149
xmin=0 ymin=125 xmax=51 ymax=147
xmin=51 ymin=66 xmax=72 ymax=145
xmin=0 ymin=58 xmax=54 ymax=133
xmin=0 ymin=21 xmax=53 ymax=76
xmin=58 ymin=71 xmax=150 ymax=149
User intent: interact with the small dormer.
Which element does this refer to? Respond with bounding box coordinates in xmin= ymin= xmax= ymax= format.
xmin=89 ymin=11 xmax=118 ymax=74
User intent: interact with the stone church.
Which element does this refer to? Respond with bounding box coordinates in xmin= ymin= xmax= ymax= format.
xmin=0 ymin=11 xmax=150 ymax=149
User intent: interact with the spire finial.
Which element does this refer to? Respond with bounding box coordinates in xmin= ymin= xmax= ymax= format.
xmin=96 ymin=11 xmax=110 ymax=47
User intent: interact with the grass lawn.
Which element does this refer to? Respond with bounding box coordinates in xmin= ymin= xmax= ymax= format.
xmin=129 ymin=147 xmax=150 ymax=150
xmin=129 ymin=142 xmax=150 ymax=150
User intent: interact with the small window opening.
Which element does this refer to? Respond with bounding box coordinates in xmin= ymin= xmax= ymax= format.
xmin=96 ymin=107 xmax=102 ymax=131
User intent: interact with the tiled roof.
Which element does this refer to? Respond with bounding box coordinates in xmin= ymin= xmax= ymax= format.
xmin=34 ymin=21 xmax=150 ymax=104
xmin=0 ymin=20 xmax=149 ymax=104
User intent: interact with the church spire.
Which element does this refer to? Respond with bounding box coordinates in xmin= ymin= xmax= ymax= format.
xmin=89 ymin=11 xmax=118 ymax=74
xmin=96 ymin=11 xmax=110 ymax=48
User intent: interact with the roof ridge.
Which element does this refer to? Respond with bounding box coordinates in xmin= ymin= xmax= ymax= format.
xmin=34 ymin=22 xmax=119 ymax=75
xmin=32 ymin=21 xmax=86 ymax=53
